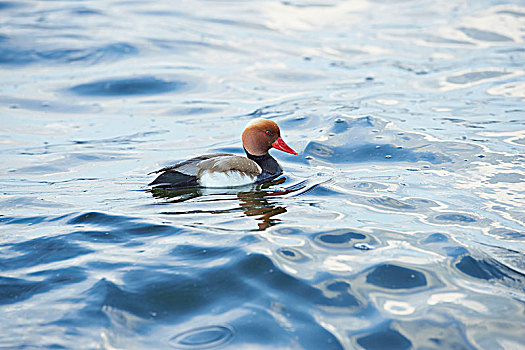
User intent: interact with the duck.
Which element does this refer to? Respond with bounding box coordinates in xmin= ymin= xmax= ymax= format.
xmin=148 ymin=118 xmax=297 ymax=188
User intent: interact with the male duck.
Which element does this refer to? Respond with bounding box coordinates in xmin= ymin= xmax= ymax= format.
xmin=148 ymin=118 xmax=297 ymax=188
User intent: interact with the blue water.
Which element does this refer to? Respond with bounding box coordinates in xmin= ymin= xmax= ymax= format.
xmin=1 ymin=0 xmax=524 ymax=349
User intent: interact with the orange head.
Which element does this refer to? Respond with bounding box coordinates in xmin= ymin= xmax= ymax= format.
xmin=242 ymin=118 xmax=298 ymax=156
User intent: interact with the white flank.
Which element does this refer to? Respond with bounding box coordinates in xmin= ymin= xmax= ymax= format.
xmin=198 ymin=170 xmax=257 ymax=188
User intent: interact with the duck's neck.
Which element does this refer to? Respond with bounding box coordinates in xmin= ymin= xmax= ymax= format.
xmin=245 ymin=149 xmax=282 ymax=175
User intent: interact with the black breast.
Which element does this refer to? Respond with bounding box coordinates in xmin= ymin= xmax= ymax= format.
xmin=246 ymin=151 xmax=283 ymax=178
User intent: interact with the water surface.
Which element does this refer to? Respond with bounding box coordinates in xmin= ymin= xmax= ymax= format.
xmin=1 ymin=0 xmax=524 ymax=349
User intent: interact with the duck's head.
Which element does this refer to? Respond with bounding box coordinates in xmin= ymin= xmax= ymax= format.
xmin=242 ymin=118 xmax=298 ymax=156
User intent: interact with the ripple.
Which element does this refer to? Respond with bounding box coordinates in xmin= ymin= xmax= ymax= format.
xmin=170 ymin=245 xmax=239 ymax=261
xmin=314 ymin=229 xmax=370 ymax=249
xmin=455 ymin=255 xmax=519 ymax=281
xmin=70 ymin=7 xmax=102 ymax=16
xmin=421 ymin=233 xmax=449 ymax=244
xmin=0 ymin=277 xmax=46 ymax=305
xmin=446 ymin=70 xmax=509 ymax=85
xmin=303 ymin=116 xmax=453 ymax=165
xmin=423 ymin=34 xmax=474 ymax=46
xmin=356 ymin=327 xmax=411 ymax=350
xmin=170 ymin=325 xmax=234 ymax=349
xmin=366 ymin=264 xmax=427 ymax=290
xmin=260 ymin=70 xmax=325 ymax=83
xmin=272 ymin=226 xmax=304 ymax=235
xmin=0 ymin=237 xmax=93 ymax=270
xmin=317 ymin=279 xmax=361 ymax=309
xmin=343 ymin=181 xmax=388 ymax=193
xmin=0 ymin=96 xmax=97 ymax=113
xmin=497 ymin=10 xmax=525 ymax=17
xmin=0 ymin=1 xmax=25 ymax=10
xmin=368 ymin=197 xmax=416 ymax=211
xmin=487 ymin=81 xmax=525 ymax=98
xmin=52 ymin=254 xmax=345 ymax=349
xmin=305 ymin=141 xmax=449 ymax=164
xmin=487 ymin=172 xmax=524 ymax=184
xmin=0 ymin=46 xmax=36 ymax=65
xmin=68 ymin=211 xmax=128 ymax=226
xmin=0 ymin=267 xmax=86 ymax=305
xmin=66 ymin=212 xmax=180 ymax=243
xmin=444 ymin=246 xmax=469 ymax=258
xmin=319 ymin=231 xmax=365 ymax=244
xmin=488 ymin=228 xmax=523 ymax=240
xmin=165 ymin=106 xmax=223 ymax=117
xmin=458 ymin=27 xmax=513 ymax=42
xmin=433 ymin=213 xmax=477 ymax=223
xmin=0 ymin=42 xmax=137 ymax=66
xmin=276 ymin=247 xmax=310 ymax=262
xmin=40 ymin=43 xmax=137 ymax=63
xmin=68 ymin=76 xmax=189 ymax=97
xmin=0 ymin=214 xmax=49 ymax=225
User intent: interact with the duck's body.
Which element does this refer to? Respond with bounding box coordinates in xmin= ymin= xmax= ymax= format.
xmin=149 ymin=119 xmax=297 ymax=188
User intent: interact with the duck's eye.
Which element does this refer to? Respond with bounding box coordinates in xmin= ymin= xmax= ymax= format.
xmin=265 ymin=130 xmax=271 ymax=136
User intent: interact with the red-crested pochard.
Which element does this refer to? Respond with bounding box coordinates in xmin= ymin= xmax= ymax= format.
xmin=148 ymin=118 xmax=297 ymax=188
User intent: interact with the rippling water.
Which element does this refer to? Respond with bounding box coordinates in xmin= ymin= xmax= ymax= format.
xmin=1 ymin=0 xmax=524 ymax=349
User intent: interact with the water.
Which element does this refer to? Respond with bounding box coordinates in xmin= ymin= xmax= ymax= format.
xmin=1 ymin=0 xmax=524 ymax=349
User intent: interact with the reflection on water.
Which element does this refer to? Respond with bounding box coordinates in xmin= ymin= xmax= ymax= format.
xmin=1 ymin=0 xmax=524 ymax=348
xmin=170 ymin=325 xmax=234 ymax=349
xmin=151 ymin=177 xmax=304 ymax=230
xmin=68 ymin=76 xmax=190 ymax=97
xmin=237 ymin=191 xmax=287 ymax=231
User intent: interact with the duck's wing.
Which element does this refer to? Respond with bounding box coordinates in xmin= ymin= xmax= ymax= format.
xmin=197 ymin=155 xmax=262 ymax=177
xmin=148 ymin=153 xmax=233 ymax=176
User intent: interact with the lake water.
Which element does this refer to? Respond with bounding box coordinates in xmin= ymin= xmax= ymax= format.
xmin=1 ymin=0 xmax=524 ymax=349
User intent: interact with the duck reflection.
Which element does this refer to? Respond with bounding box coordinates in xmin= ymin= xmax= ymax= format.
xmin=150 ymin=177 xmax=304 ymax=230
xmin=237 ymin=185 xmax=287 ymax=230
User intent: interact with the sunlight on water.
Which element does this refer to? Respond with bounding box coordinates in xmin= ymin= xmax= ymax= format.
xmin=0 ymin=0 xmax=524 ymax=349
